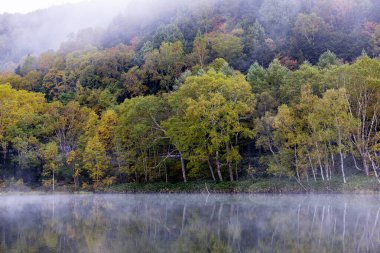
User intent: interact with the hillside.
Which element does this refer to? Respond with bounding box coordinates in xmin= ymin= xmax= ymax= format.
xmin=1 ymin=0 xmax=380 ymax=191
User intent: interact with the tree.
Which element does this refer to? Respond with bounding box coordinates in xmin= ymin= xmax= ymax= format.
xmin=17 ymin=55 xmax=38 ymax=76
xmin=255 ymin=111 xmax=276 ymax=149
xmin=206 ymin=32 xmax=243 ymax=64
xmin=314 ymin=88 xmax=356 ymax=183
xmin=328 ymin=56 xmax=380 ymax=176
xmin=115 ymin=96 xmax=168 ymax=182
xmin=164 ymin=70 xmax=256 ymax=181
xmin=266 ymin=59 xmax=289 ymax=99
xmin=294 ymin=13 xmax=325 ymax=44
xmin=272 ymin=86 xmax=319 ymax=181
xmin=259 ymin=0 xmax=299 ymax=37
xmin=0 ymin=84 xmax=45 ymax=163
xmin=279 ymin=62 xmax=324 ymax=104
xmin=272 ymin=84 xmax=357 ymax=183
xmin=247 ymin=62 xmax=268 ymax=94
xmin=272 ymin=104 xmax=302 ymax=179
xmin=207 ymin=58 xmax=234 ymax=75
xmin=42 ymin=69 xmax=66 ymax=101
xmin=242 ymin=21 xmax=274 ymax=67
xmin=67 ymin=150 xmax=81 ymax=190
xmin=192 ymin=33 xmax=209 ymax=68
xmin=82 ymin=110 xmax=99 ymax=142
xmin=40 ymin=142 xmax=60 ymax=191
xmin=38 ymin=51 xmax=58 ymax=73
xmin=97 ymin=110 xmax=118 ymax=153
xmin=152 ymin=24 xmax=185 ymax=49
xmin=143 ymin=41 xmax=186 ymax=92
xmin=122 ymin=67 xmax=147 ymax=98
xmin=317 ymin=50 xmax=340 ymax=69
xmin=49 ymin=101 xmax=90 ymax=161
xmin=243 ymin=21 xmax=266 ymax=53
xmin=83 ymin=135 xmax=109 ymax=187
xmin=23 ymin=71 xmax=44 ymax=92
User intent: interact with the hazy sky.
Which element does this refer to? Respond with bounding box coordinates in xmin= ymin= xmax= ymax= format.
xmin=0 ymin=0 xmax=86 ymax=14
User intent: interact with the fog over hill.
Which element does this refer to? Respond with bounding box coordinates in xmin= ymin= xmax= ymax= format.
xmin=1 ymin=0 xmax=380 ymax=72
xmin=0 ymin=0 xmax=192 ymax=70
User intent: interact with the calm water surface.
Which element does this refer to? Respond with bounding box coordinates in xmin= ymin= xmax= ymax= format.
xmin=0 ymin=194 xmax=379 ymax=253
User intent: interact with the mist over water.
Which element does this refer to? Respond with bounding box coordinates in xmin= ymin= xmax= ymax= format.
xmin=0 ymin=194 xmax=379 ymax=252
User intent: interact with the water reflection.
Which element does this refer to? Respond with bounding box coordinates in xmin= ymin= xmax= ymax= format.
xmin=0 ymin=194 xmax=379 ymax=253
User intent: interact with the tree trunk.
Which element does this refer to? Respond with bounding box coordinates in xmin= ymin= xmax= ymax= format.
xmin=296 ymin=167 xmax=300 ymax=182
xmin=74 ymin=177 xmax=79 ymax=191
xmin=362 ymin=155 xmax=370 ymax=176
xmin=318 ymin=158 xmax=325 ymax=181
xmin=234 ymin=135 xmax=239 ymax=180
xmin=164 ymin=164 xmax=168 ymax=183
xmin=339 ymin=151 xmax=346 ymax=183
xmin=352 ymin=154 xmax=362 ymax=171
xmin=207 ymin=157 xmax=216 ymax=182
xmin=228 ymin=162 xmax=234 ymax=182
xmin=144 ymin=156 xmax=148 ymax=182
xmin=235 ymin=162 xmax=239 ymax=181
xmin=294 ymin=146 xmax=300 ymax=181
xmin=329 ymin=165 xmax=333 ymax=180
xmin=369 ymin=155 xmax=380 ymax=183
xmin=330 ymin=147 xmax=335 ymax=168
xmin=226 ymin=144 xmax=234 ymax=182
xmin=325 ymin=162 xmax=330 ymax=181
xmin=308 ymin=155 xmax=317 ymax=182
xmin=216 ymin=151 xmax=223 ymax=182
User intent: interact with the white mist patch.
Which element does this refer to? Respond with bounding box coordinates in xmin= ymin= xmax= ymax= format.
xmin=0 ymin=0 xmax=87 ymax=14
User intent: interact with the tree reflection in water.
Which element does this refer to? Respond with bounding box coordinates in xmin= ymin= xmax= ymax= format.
xmin=0 ymin=194 xmax=379 ymax=253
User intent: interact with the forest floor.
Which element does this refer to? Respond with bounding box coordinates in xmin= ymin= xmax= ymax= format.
xmin=1 ymin=175 xmax=380 ymax=194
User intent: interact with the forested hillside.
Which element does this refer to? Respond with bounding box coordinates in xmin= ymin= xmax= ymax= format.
xmin=1 ymin=0 xmax=380 ymax=189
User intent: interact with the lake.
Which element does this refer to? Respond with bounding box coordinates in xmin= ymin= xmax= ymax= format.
xmin=0 ymin=194 xmax=379 ymax=252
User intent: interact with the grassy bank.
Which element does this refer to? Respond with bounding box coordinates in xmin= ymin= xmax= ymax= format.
xmin=106 ymin=176 xmax=380 ymax=194
xmin=2 ymin=175 xmax=380 ymax=194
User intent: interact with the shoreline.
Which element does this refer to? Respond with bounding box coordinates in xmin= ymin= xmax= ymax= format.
xmin=1 ymin=176 xmax=380 ymax=195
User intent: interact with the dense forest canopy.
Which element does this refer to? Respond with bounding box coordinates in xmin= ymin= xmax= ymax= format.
xmin=2 ymin=0 xmax=380 ymax=71
xmin=1 ymin=0 xmax=380 ymax=189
